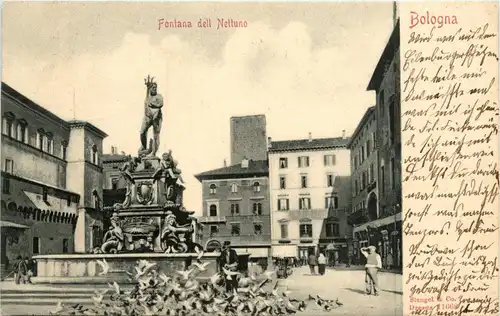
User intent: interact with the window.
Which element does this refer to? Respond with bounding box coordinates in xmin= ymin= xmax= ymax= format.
xmin=370 ymin=164 xmax=374 ymax=184
xmin=366 ymin=139 xmax=372 ymax=156
xmin=111 ymin=178 xmax=119 ymax=190
xmin=42 ymin=187 xmax=48 ymax=202
xmin=209 ymin=225 xmax=219 ymax=237
xmin=253 ymin=182 xmax=261 ymax=193
xmin=333 ymin=196 xmax=339 ymax=209
xmin=230 ymin=203 xmax=240 ymax=215
xmin=354 ymin=179 xmax=359 ymax=194
xmin=280 ymin=224 xmax=288 ymax=239
xmin=231 ymin=183 xmax=238 ymax=193
xmin=91 ymin=226 xmax=103 ymax=249
xmin=33 ymin=237 xmax=40 ymax=254
xmin=278 ymin=198 xmax=289 ymax=211
xmin=254 ymin=224 xmax=262 ymax=235
xmin=16 ymin=124 xmax=26 ymax=143
xmin=2 ymin=117 xmax=12 ymax=136
xmin=4 ymin=159 xmax=13 ymax=174
xmin=379 ymin=89 xmax=385 ymax=115
xmin=231 ymin=223 xmax=240 ymax=236
xmin=37 ymin=132 xmax=43 ymax=150
xmin=279 ymin=176 xmax=286 ymax=189
xmin=324 ymin=155 xmax=336 ymax=166
xmin=354 ymin=155 xmax=358 ymax=168
xmin=279 ymin=157 xmax=288 ymax=169
xmin=300 ymin=175 xmax=308 ymax=188
xmin=253 ymin=203 xmax=262 ymax=215
xmin=209 ymin=204 xmax=217 ymax=217
xmin=327 ymin=174 xmax=334 ymax=187
xmin=299 ymin=197 xmax=311 ymax=210
xmin=63 ymin=239 xmax=69 ymax=253
xmin=47 ymin=137 xmax=54 ymax=154
xmin=61 ymin=141 xmax=68 ymax=160
xmin=2 ymin=178 xmax=10 ymax=194
xmin=372 ymin=132 xmax=376 ymax=151
xmin=389 ymin=98 xmax=397 ymax=145
xmin=361 ymin=146 xmax=365 ymax=163
xmin=391 ymin=158 xmax=396 ymax=189
xmin=299 ymin=224 xmax=313 ymax=238
xmin=362 ymin=171 xmax=367 ymax=188
xmin=66 ymin=195 xmax=71 ymax=207
xmin=298 ymin=156 xmax=310 ymax=168
xmin=209 ymin=184 xmax=217 ymax=194
xmin=91 ymin=145 xmax=98 ymax=164
xmin=325 ymin=197 xmax=332 ymax=209
xmin=326 ymin=223 xmax=339 ymax=237
xmin=325 ymin=196 xmax=339 ymax=209
xmin=381 ymin=165 xmax=385 ymax=194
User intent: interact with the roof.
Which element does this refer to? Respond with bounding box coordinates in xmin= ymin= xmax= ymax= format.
xmin=67 ymin=120 xmax=108 ymax=138
xmin=268 ymin=137 xmax=349 ymax=153
xmin=367 ymin=19 xmax=400 ymax=91
xmin=195 ymin=160 xmax=268 ymax=182
xmin=347 ymin=106 xmax=376 ymax=149
xmin=0 ymin=221 xmax=29 ymax=229
xmin=1 ymin=82 xmax=108 ymax=138
xmin=2 ymin=82 xmax=69 ymax=129
xmin=102 ymin=154 xmax=129 ymax=163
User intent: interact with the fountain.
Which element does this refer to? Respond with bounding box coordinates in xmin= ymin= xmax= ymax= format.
xmin=32 ymin=76 xmax=220 ymax=284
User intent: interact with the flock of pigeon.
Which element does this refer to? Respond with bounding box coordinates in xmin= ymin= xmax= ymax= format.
xmin=51 ymin=258 xmax=343 ymax=316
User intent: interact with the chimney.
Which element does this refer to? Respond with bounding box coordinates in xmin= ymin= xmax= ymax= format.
xmin=308 ymin=132 xmax=312 ymax=142
xmin=223 ymin=159 xmax=227 ymax=167
xmin=111 ymin=146 xmax=117 ymax=154
xmin=342 ymin=130 xmax=347 ymax=139
xmin=241 ymin=157 xmax=249 ymax=169
xmin=121 ymin=151 xmax=126 ymax=155
xmin=267 ymin=137 xmax=272 ymax=149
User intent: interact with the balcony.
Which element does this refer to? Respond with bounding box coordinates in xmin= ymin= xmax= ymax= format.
xmin=288 ymin=209 xmax=328 ymax=220
xmin=347 ymin=209 xmax=369 ymax=226
xmin=198 ymin=215 xmax=227 ymax=223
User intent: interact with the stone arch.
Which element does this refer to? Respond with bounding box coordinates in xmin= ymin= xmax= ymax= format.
xmin=367 ymin=191 xmax=378 ymax=221
xmin=204 ymin=239 xmax=222 ymax=252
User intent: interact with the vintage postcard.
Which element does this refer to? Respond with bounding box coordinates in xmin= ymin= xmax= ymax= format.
xmin=0 ymin=1 xmax=497 ymax=316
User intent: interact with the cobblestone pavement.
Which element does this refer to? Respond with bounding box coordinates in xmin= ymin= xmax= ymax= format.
xmin=282 ymin=266 xmax=403 ymax=316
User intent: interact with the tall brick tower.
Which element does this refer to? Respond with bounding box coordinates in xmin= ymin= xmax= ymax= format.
xmin=230 ymin=115 xmax=267 ymax=165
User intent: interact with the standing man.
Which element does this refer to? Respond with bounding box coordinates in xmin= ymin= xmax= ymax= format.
xmin=360 ymin=245 xmax=382 ymax=295
xmin=139 ymin=75 xmax=164 ymax=158
xmin=317 ymin=252 xmax=327 ymax=275
xmin=219 ymin=241 xmax=239 ymax=292
xmin=308 ymin=252 xmax=317 ymax=275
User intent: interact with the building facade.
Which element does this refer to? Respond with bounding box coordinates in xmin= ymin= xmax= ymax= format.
xmin=230 ymin=115 xmax=267 ymax=165
xmin=349 ymin=20 xmax=402 ymax=269
xmin=1 ymin=82 xmax=107 ymax=269
xmin=268 ymin=134 xmax=352 ymax=263
xmin=102 ymin=148 xmax=129 ymax=209
xmin=346 ymin=106 xmax=378 ymax=262
xmin=195 ymin=159 xmax=271 ymax=267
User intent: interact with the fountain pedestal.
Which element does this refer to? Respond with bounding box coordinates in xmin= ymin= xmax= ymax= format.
xmin=33 ymin=152 xmax=217 ymax=284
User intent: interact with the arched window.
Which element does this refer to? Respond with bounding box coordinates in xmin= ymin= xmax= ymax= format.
xmin=231 ymin=183 xmax=238 ymax=193
xmin=253 ymin=182 xmax=260 ymax=193
xmin=46 ymin=132 xmax=54 ymax=154
xmin=209 ymin=204 xmax=217 ymax=217
xmin=91 ymin=145 xmax=98 ymax=164
xmin=209 ymin=184 xmax=217 ymax=194
xmin=2 ymin=112 xmax=15 ymax=137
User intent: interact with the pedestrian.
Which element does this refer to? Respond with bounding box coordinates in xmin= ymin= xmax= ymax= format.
xmin=387 ymin=251 xmax=393 ymax=270
xmin=317 ymin=253 xmax=327 ymax=275
xmin=218 ymin=241 xmax=239 ymax=292
xmin=14 ymin=255 xmax=27 ymax=285
xmin=25 ymin=257 xmax=33 ymax=284
xmin=308 ymin=252 xmax=317 ymax=275
xmin=360 ymin=245 xmax=382 ymax=296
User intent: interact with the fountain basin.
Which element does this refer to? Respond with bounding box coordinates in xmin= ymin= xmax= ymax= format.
xmin=32 ymin=252 xmax=221 ymax=284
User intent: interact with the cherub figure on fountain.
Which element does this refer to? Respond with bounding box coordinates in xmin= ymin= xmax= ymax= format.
xmin=101 ymin=214 xmax=125 ymax=254
xmin=160 ymin=212 xmax=194 ymax=253
xmin=113 ymin=156 xmax=141 ymax=211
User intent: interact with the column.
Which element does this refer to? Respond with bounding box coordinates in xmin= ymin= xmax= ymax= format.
xmin=74 ymin=208 xmax=86 ymax=253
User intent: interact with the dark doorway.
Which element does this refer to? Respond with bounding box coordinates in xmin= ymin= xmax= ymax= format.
xmin=367 ymin=193 xmax=378 ymax=221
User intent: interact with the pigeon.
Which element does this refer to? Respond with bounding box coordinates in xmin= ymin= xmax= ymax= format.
xmin=96 ymin=259 xmax=110 ymax=275
xmin=177 ymin=269 xmax=194 ymax=280
xmin=50 ymin=302 xmax=64 ymax=314
xmin=193 ymin=261 xmax=210 ymax=271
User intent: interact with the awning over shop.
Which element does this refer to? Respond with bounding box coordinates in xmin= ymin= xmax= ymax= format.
xmin=0 ymin=220 xmax=29 ymax=229
xmin=234 ymin=247 xmax=269 ymax=258
xmin=272 ymin=245 xmax=296 ymax=257
xmin=353 ymin=212 xmax=402 ymax=234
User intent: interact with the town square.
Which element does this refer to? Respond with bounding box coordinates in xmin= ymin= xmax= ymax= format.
xmin=1 ymin=2 xmax=402 ymax=315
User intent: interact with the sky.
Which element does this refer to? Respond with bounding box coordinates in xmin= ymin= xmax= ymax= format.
xmin=2 ymin=2 xmax=395 ymax=214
